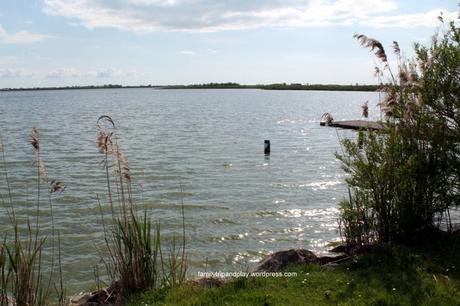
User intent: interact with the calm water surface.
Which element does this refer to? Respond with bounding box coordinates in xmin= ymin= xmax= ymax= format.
xmin=0 ymin=88 xmax=381 ymax=291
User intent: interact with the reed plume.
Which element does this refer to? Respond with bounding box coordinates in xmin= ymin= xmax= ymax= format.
xmin=361 ymin=101 xmax=369 ymax=119
xmin=378 ymin=91 xmax=397 ymax=118
xmin=321 ymin=113 xmax=334 ymax=125
xmin=96 ymin=131 xmax=112 ymax=155
xmin=49 ymin=180 xmax=66 ymax=194
xmin=404 ymin=101 xmax=414 ymax=120
xmin=354 ymin=33 xmax=397 ymax=83
xmin=354 ymin=34 xmax=388 ymax=63
xmin=96 ymin=116 xmax=131 ymax=183
xmin=30 ymin=127 xmax=47 ymax=182
xmin=392 ymin=41 xmax=401 ymax=56
xmin=374 ymin=67 xmax=383 ymax=78
xmin=30 ymin=126 xmax=40 ymax=152
xmin=399 ymin=64 xmax=410 ymax=86
xmin=113 ymin=149 xmax=131 ymax=182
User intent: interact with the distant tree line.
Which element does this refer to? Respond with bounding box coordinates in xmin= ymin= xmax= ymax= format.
xmin=258 ymin=83 xmax=381 ymax=91
xmin=1 ymin=82 xmax=382 ymax=92
xmin=0 ymin=84 xmax=125 ymax=91
xmin=164 ymin=82 xmax=381 ymax=91
xmin=165 ymin=82 xmax=245 ymax=89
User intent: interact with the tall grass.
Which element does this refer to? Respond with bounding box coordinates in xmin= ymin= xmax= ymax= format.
xmin=0 ymin=115 xmax=188 ymax=304
xmin=96 ymin=115 xmax=187 ymax=302
xmin=0 ymin=128 xmax=65 ymax=306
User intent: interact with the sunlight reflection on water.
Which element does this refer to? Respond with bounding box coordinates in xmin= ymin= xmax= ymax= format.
xmin=0 ymin=88 xmax=380 ymax=291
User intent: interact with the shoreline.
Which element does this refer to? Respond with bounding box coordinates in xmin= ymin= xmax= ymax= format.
xmin=68 ymin=229 xmax=460 ymax=305
xmin=0 ymin=83 xmax=381 ymax=93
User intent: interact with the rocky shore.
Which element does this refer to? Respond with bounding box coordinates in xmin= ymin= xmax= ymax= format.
xmin=69 ymin=246 xmax=350 ymax=306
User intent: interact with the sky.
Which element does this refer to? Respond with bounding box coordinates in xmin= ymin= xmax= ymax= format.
xmin=0 ymin=0 xmax=458 ymax=88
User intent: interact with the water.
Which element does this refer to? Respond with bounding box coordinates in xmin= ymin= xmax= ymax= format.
xmin=0 ymin=88 xmax=381 ymax=291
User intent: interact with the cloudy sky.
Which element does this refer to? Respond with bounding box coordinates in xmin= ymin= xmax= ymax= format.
xmin=0 ymin=0 xmax=457 ymax=88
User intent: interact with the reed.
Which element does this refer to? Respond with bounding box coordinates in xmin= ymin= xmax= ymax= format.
xmin=96 ymin=116 xmax=187 ymax=303
xmin=0 ymin=127 xmax=65 ymax=306
xmin=0 ymin=116 xmax=188 ymax=304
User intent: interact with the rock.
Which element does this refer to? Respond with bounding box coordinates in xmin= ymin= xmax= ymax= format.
xmin=0 ymin=295 xmax=15 ymax=306
xmin=69 ymin=292 xmax=92 ymax=306
xmin=190 ymin=277 xmax=227 ymax=287
xmin=317 ymin=254 xmax=350 ymax=265
xmin=329 ymin=244 xmax=348 ymax=254
xmin=329 ymin=243 xmax=375 ymax=255
xmin=68 ymin=282 xmax=120 ymax=306
xmin=252 ymin=249 xmax=318 ymax=272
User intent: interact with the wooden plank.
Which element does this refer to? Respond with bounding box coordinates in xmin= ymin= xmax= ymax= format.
xmin=320 ymin=120 xmax=384 ymax=131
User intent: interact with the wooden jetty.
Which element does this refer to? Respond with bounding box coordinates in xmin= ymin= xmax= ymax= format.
xmin=320 ymin=120 xmax=384 ymax=131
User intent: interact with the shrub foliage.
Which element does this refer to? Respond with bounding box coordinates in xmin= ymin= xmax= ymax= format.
xmin=337 ymin=20 xmax=460 ymax=245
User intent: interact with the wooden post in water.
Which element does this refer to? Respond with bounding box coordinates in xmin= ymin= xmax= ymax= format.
xmin=264 ymin=140 xmax=270 ymax=155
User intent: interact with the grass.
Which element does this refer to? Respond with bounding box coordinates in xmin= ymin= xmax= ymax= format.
xmin=128 ymin=231 xmax=460 ymax=306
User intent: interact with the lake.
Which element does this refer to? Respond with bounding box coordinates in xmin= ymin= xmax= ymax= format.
xmin=0 ymin=88 xmax=381 ymax=292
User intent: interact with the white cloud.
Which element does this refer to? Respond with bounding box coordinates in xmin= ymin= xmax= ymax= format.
xmin=47 ymin=68 xmax=83 ymax=78
xmin=42 ymin=0 xmax=456 ymax=33
xmin=180 ymin=50 xmax=195 ymax=55
xmin=362 ymin=9 xmax=458 ymax=28
xmin=0 ymin=56 xmax=18 ymax=65
xmin=46 ymin=67 xmax=138 ymax=78
xmin=0 ymin=24 xmax=49 ymax=44
xmin=0 ymin=68 xmax=32 ymax=78
xmin=94 ymin=67 xmax=138 ymax=78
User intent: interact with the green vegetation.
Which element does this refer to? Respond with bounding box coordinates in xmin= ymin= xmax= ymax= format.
xmin=164 ymin=82 xmax=381 ymax=91
xmin=128 ymin=231 xmax=460 ymax=306
xmin=0 ymin=82 xmax=381 ymax=92
xmin=337 ymin=20 xmax=459 ymax=245
xmin=166 ymin=82 xmax=243 ymax=89
xmin=0 ymin=84 xmax=126 ymax=91
xmin=259 ymin=83 xmax=380 ymax=91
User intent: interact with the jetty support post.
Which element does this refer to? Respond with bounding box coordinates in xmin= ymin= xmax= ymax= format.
xmin=264 ymin=140 xmax=270 ymax=155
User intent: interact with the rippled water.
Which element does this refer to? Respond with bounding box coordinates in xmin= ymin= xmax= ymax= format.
xmin=0 ymin=88 xmax=381 ymax=291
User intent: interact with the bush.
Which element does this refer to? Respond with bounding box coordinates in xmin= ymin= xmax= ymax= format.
xmin=337 ymin=20 xmax=460 ymax=245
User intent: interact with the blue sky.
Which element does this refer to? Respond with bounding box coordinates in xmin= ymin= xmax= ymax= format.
xmin=0 ymin=0 xmax=457 ymax=88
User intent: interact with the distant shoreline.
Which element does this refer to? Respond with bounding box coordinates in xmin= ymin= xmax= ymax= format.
xmin=0 ymin=83 xmax=381 ymax=92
